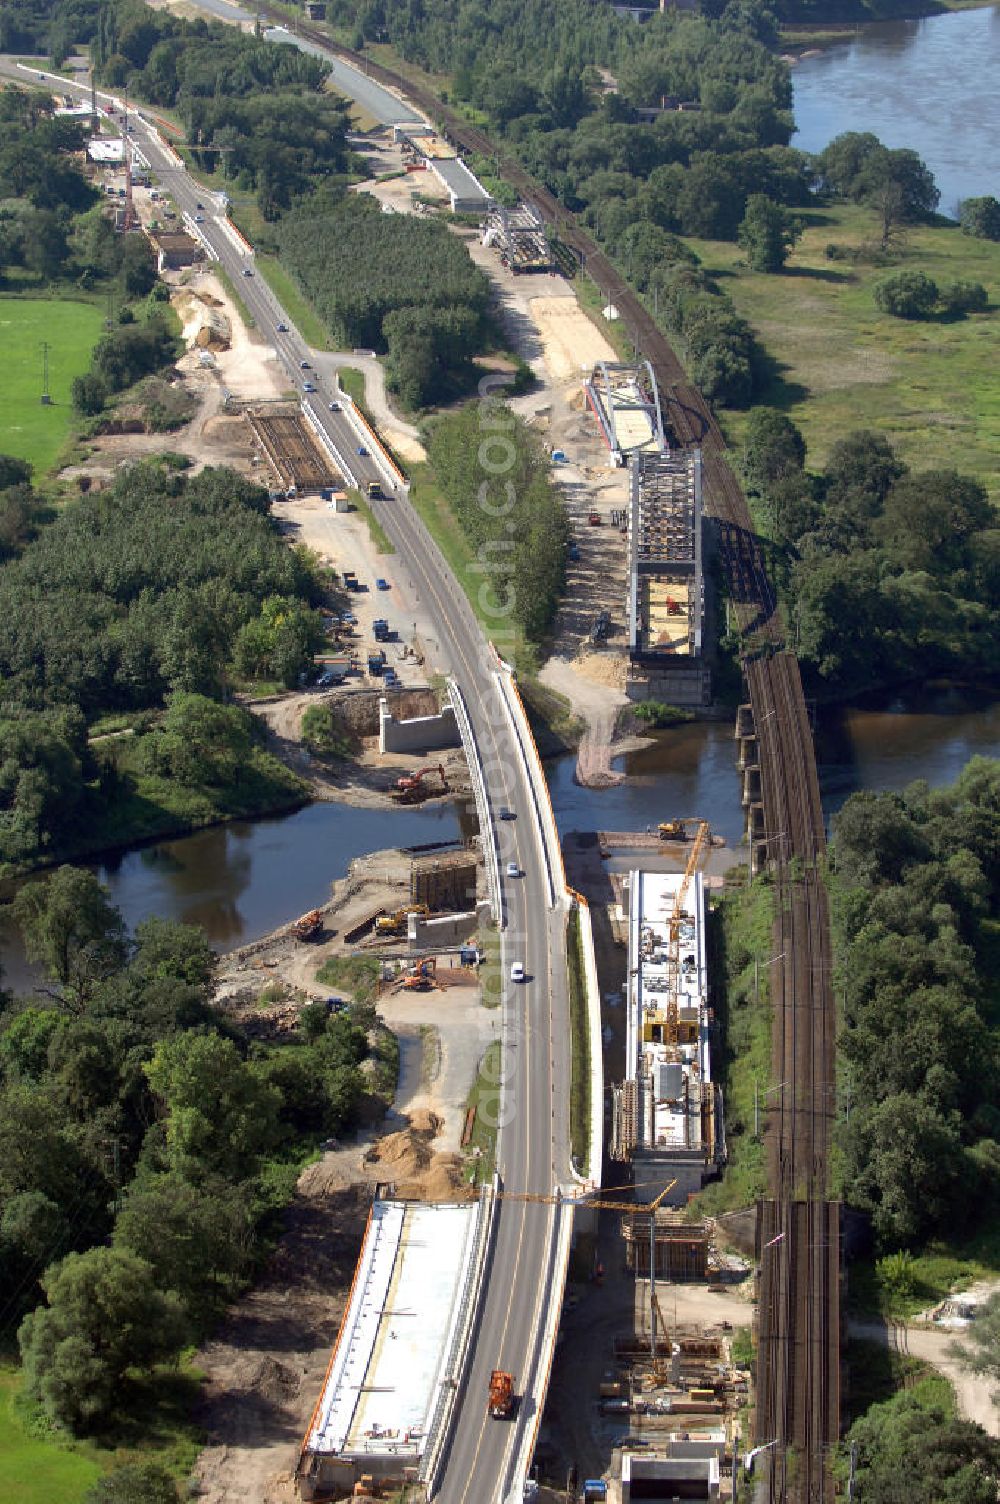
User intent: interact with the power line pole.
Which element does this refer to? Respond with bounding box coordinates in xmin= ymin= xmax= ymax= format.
xmin=40 ymin=341 xmax=52 ymax=405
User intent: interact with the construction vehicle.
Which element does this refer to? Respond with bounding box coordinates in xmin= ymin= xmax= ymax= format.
xmin=367 ymin=480 xmax=383 ymax=499
xmin=292 ymin=909 xmax=323 ymax=941
xmin=368 ymin=648 xmax=386 ymax=676
xmin=392 ymin=764 xmax=448 ymax=804
xmin=488 ymin=1369 xmax=515 ymax=1419
xmin=372 ymin=617 xmax=390 ymax=642
xmin=657 ymin=817 xmax=711 ymax=842
xmin=398 ymin=957 xmax=439 ymax=991
xmin=374 ymin=903 xmax=430 ymax=937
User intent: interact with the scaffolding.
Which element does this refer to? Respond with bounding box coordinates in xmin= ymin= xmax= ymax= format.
xmin=481 ymin=201 xmax=551 ymax=273
xmin=627 ymin=449 xmax=703 ymax=660
xmin=585 ymin=360 xmax=665 ymax=465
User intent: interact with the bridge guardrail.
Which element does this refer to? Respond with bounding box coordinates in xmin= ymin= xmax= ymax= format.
xmin=493 ymin=667 xmax=563 ymax=910
xmin=302 ymin=401 xmax=359 ymax=487
xmin=340 ymin=393 xmax=409 ymax=494
xmin=501 ymin=1197 xmax=573 ymax=1504
xmin=448 ymin=678 xmax=502 ymax=928
xmin=422 ymin=1179 xmax=501 ymax=1499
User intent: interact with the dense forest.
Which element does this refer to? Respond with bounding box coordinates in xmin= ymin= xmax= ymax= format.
xmin=830 ymin=760 xmax=1000 ymax=1248
xmin=0 ymin=462 xmax=327 ymax=868
xmin=426 ymin=402 xmax=569 ymax=643
xmin=0 ymin=86 xmax=156 ymax=293
xmin=91 ymin=0 xmax=352 ymax=219
xmin=740 ymin=412 xmax=1000 ymax=694
xmin=0 ymin=867 xmax=390 ymax=1437
xmin=278 ymin=196 xmax=492 ymax=405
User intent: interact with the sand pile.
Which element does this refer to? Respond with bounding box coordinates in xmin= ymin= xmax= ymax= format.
xmin=576 ymin=650 xmax=629 ymax=686
xmin=363 ymin=1112 xmax=472 ymax=1201
xmin=173 ymin=288 xmax=232 ymax=353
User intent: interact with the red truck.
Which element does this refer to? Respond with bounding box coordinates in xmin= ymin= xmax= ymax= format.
xmin=488 ymin=1370 xmax=515 ymax=1419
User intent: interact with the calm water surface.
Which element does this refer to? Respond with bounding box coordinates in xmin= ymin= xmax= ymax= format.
xmin=0 ymin=799 xmax=461 ymax=993
xmin=792 ymin=4 xmax=1000 ymax=214
xmin=548 ymin=689 xmax=1000 ymax=843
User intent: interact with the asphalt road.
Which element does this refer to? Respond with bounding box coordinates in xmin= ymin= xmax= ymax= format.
xmin=11 ymin=57 xmax=575 ymax=1502
xmin=263 ymin=26 xmax=427 ymax=126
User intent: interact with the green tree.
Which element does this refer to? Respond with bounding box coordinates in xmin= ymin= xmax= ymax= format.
xmin=737 ymin=193 xmax=801 ymax=271
xmin=114 ymin=1174 xmax=253 ymax=1320
xmin=848 ymin=1380 xmax=1000 ymax=1503
xmin=959 ymin=195 xmax=1000 ymax=241
xmin=950 ymin=1291 xmax=1000 ymax=1405
xmin=144 ymin=1030 xmax=281 ymax=1181
xmin=873 ymin=270 xmax=939 ymax=320
xmin=742 ymin=406 xmax=806 ymax=491
xmin=13 ymin=867 xmax=128 ymax=1008
xmin=19 ymin=1246 xmax=187 ymax=1433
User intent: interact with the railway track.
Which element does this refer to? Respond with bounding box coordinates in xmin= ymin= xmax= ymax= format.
xmin=253 ymin=19 xmax=841 ymax=1493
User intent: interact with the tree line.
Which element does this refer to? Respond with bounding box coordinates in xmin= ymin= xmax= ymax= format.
xmin=426 ymin=402 xmax=569 ymax=643
xmin=278 ymin=195 xmax=493 ymax=407
xmin=0 ymin=866 xmax=387 ymax=1449
xmin=830 ymin=760 xmax=1000 ymax=1249
xmin=741 ymin=413 xmax=999 ymax=694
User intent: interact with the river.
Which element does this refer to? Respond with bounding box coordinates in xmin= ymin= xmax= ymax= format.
xmin=791 ymin=2 xmax=1000 ymax=215
xmin=549 ymin=688 xmax=1000 ymax=843
xmin=0 ymin=799 xmax=461 ymax=994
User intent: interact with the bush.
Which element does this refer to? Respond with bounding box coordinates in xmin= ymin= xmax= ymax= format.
xmin=873 ymin=270 xmax=938 ymax=319
xmin=939 ymin=279 xmax=988 ymax=316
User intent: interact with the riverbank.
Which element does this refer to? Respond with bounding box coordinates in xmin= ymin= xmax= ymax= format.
xmin=779 ymin=0 xmax=998 ymax=54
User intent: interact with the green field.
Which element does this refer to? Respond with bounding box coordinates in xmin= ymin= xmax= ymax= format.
xmin=688 ymin=204 xmax=1000 ymax=499
xmin=0 ymin=1369 xmax=103 ymax=1504
xmin=0 ymin=297 xmax=104 ymax=476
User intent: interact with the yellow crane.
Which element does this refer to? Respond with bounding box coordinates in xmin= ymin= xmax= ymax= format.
xmin=485 ymin=1179 xmax=677 ymax=1214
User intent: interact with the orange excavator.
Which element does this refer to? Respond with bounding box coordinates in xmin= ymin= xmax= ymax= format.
xmin=398 ymin=957 xmax=441 ymax=991
xmin=392 ymin=763 xmax=449 ymax=804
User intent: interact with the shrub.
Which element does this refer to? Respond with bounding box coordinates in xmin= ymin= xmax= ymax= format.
xmin=873 ymin=270 xmax=938 ymax=319
xmin=939 ymin=279 xmax=988 ymax=316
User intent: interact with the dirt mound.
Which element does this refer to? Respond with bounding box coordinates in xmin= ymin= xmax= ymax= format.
xmin=406 ymin=1152 xmax=474 ymax=1202
xmin=408 ymin=1107 xmax=443 ymax=1136
xmin=233 ymin=1355 xmax=301 ymax=1401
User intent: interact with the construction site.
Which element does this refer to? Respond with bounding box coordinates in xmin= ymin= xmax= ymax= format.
xmin=246 ymin=406 xmax=340 ymax=493
xmin=481 ymin=200 xmax=553 ymax=274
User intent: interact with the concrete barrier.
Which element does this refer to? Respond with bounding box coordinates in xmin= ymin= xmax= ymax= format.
xmin=568 ymin=892 xmax=605 ymax=1189
xmin=501 ymin=1198 xmax=574 ymax=1504
xmin=422 ymin=1179 xmax=501 ymax=1498
xmin=449 ymin=678 xmax=502 ymax=929
xmin=181 ymin=212 xmax=219 ymax=262
xmin=379 ymin=698 xmax=459 ymax=754
xmin=217 ymin=213 xmax=256 ymax=258
xmin=493 ymin=669 xmax=564 ymax=911
xmin=340 ymin=393 xmax=409 ymax=493
xmin=301 ymin=401 xmax=359 ymax=486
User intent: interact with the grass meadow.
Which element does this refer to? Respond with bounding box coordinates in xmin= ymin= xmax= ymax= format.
xmin=689 ymin=203 xmax=1000 ymax=499
xmin=0 ymin=297 xmax=104 ymax=476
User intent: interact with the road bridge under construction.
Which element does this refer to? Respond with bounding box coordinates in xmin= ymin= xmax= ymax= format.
xmin=143 ymin=9 xmax=841 ymax=1494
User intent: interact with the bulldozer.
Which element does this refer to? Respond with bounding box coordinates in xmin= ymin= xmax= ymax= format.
xmin=374 ymin=903 xmax=430 ymax=937
xmin=391 ymin=763 xmax=449 ymax=804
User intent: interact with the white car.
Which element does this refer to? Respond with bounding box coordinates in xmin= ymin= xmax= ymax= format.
xmin=510 ymin=962 xmax=525 ymax=983
xmin=506 ymin=861 xmax=520 ymax=879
